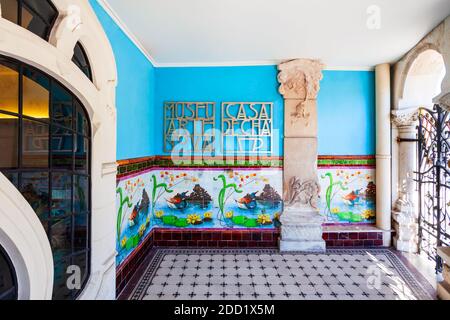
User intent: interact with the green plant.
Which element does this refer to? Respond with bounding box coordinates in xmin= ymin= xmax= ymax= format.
xmin=214 ymin=174 xmax=242 ymax=223
xmin=116 ymin=187 xmax=133 ymax=240
xmin=321 ymin=173 xmax=348 ymax=216
xmin=151 ymin=174 xmax=173 ymax=216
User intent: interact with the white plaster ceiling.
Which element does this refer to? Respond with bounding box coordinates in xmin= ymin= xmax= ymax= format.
xmin=102 ymin=0 xmax=450 ymax=68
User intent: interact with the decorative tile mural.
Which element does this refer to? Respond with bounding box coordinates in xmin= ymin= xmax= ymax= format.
xmin=115 ymin=156 xmax=376 ymax=266
xmin=318 ymin=167 xmax=376 ymax=225
xmin=116 ymin=167 xmax=283 ymax=266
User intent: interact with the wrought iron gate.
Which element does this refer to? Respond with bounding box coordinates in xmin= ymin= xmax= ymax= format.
xmin=417 ymin=104 xmax=450 ymax=273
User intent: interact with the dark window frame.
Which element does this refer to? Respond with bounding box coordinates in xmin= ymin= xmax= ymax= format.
xmin=1 ymin=0 xmax=59 ymax=41
xmin=0 ymin=54 xmax=91 ymax=300
xmin=0 ymin=244 xmax=18 ymax=300
xmin=72 ymin=42 xmax=93 ymax=81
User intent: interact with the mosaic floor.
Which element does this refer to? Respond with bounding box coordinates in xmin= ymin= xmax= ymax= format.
xmin=128 ymin=248 xmax=434 ymax=300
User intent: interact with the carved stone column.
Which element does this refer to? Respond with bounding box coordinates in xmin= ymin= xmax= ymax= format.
xmin=277 ymin=59 xmax=326 ymax=252
xmin=391 ymin=108 xmax=419 ymax=253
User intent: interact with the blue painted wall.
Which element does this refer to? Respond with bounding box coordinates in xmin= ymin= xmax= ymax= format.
xmin=317 ymin=71 xmax=376 ymax=155
xmin=90 ymin=0 xmax=156 ymax=160
xmin=155 ymin=67 xmax=375 ymax=157
xmin=91 ymin=1 xmax=375 ymax=159
xmin=155 ymin=66 xmax=284 ymax=156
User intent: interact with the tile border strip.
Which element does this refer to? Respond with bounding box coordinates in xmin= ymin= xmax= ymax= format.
xmin=116 ymin=155 xmax=376 ymax=178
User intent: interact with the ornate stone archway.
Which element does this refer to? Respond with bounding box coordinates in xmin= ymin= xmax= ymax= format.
xmin=0 ymin=0 xmax=117 ymax=299
xmin=391 ymin=16 xmax=450 ymax=254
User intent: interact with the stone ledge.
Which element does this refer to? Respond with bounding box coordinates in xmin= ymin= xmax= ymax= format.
xmin=323 ymin=225 xmax=392 ymax=233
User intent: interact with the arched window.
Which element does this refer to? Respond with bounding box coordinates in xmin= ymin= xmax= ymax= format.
xmin=72 ymin=42 xmax=93 ymax=81
xmin=0 ymin=55 xmax=91 ymax=300
xmin=0 ymin=0 xmax=58 ymax=40
xmin=0 ymin=245 xmax=17 ymax=300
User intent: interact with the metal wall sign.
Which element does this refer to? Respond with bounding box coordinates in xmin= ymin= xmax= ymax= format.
xmin=416 ymin=104 xmax=450 ymax=273
xmin=221 ymin=102 xmax=273 ymax=155
xmin=163 ymin=102 xmax=216 ymax=153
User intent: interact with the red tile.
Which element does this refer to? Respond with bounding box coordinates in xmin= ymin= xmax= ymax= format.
xmin=211 ymin=232 xmax=221 ymax=240
xmin=358 ymin=232 xmax=368 ymax=240
xmin=172 ymin=233 xmax=182 ymax=240
xmin=262 ymin=233 xmax=272 ymax=241
xmin=363 ymin=240 xmax=374 ymax=246
xmin=207 ymin=241 xmax=218 ymax=247
xmin=334 ymin=240 xmax=344 ymax=247
xmin=191 ymin=233 xmax=202 ymax=240
xmin=374 ymin=240 xmax=383 ymax=246
xmin=188 ymin=240 xmax=197 ymax=247
xmin=222 ymin=232 xmax=232 ymax=240
xmin=249 ymin=241 xmax=258 ymax=247
xmin=238 ymin=241 xmax=248 ymax=248
xmin=349 ymin=233 xmax=358 ymax=240
xmin=344 ymin=240 xmax=354 ymax=247
xmin=182 ymin=232 xmax=192 ymax=241
xmin=218 ymin=241 xmax=228 ymax=248
xmin=178 ymin=240 xmax=188 ymax=246
xmin=353 ymin=240 xmax=364 ymax=247
xmin=252 ymin=233 xmax=262 ymax=241
xmin=228 ymin=241 xmax=238 ymax=248
xmin=368 ymin=233 xmax=378 ymax=240
xmin=328 ymin=233 xmax=338 ymax=240
xmin=322 ymin=233 xmax=329 ymax=240
xmin=202 ymin=232 xmax=212 ymax=241
xmin=326 ymin=240 xmax=334 ymax=247
xmin=339 ymin=233 xmax=350 ymax=240
xmin=198 ymin=240 xmax=208 ymax=247
xmin=242 ymin=232 xmax=252 ymax=241
xmin=232 ymin=232 xmax=242 ymax=241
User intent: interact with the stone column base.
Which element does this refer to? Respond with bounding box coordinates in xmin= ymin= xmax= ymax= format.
xmin=393 ymin=238 xmax=418 ymax=253
xmin=279 ymin=209 xmax=326 ymax=253
xmin=392 ymin=211 xmax=418 ymax=253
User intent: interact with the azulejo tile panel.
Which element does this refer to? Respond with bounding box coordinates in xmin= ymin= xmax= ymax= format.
xmin=115 ymin=156 xmax=376 ymax=267
xmin=116 ymin=167 xmax=283 ymax=266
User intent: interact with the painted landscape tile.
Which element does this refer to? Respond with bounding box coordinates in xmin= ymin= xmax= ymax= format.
xmin=318 ymin=168 xmax=376 ymax=224
xmin=116 ymin=168 xmax=283 ymax=265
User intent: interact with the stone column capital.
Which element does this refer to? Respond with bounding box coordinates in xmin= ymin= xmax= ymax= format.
xmin=391 ymin=108 xmax=419 ymax=128
xmin=277 ymin=59 xmax=324 ymax=100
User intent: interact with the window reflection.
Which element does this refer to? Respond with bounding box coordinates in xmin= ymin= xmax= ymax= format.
xmin=0 ymin=56 xmax=91 ymax=300
xmin=23 ymin=67 xmax=50 ymax=119
xmin=52 ymin=83 xmax=72 ymax=129
xmin=20 ymin=171 xmax=49 ymax=226
xmin=0 ymin=0 xmax=58 ymax=40
xmin=51 ymin=173 xmax=72 ymax=218
xmin=0 ymin=0 xmax=18 ymax=24
xmin=0 ymin=245 xmax=17 ymax=300
xmin=0 ymin=115 xmax=18 ymax=168
xmin=0 ymin=63 xmax=19 ymax=114
xmin=22 ymin=119 xmax=49 ymax=168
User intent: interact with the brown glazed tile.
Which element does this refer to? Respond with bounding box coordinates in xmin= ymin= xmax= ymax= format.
xmin=374 ymin=240 xmax=383 ymax=246
xmin=252 ymin=233 xmax=262 ymax=241
xmin=232 ymin=232 xmax=242 ymax=241
xmin=262 ymin=233 xmax=272 ymax=241
xmin=358 ymin=232 xmax=368 ymax=240
xmin=339 ymin=233 xmax=350 ymax=240
xmin=328 ymin=233 xmax=338 ymax=240
xmin=202 ymin=232 xmax=212 ymax=240
xmin=222 ymin=232 xmax=232 ymax=241
xmin=368 ymin=233 xmax=379 ymax=240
